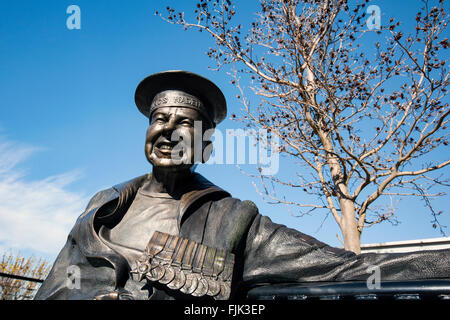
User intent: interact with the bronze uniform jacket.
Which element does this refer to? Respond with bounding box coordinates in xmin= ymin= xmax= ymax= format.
xmin=35 ymin=173 xmax=450 ymax=300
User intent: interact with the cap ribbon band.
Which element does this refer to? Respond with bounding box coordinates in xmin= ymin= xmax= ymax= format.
xmin=150 ymin=90 xmax=212 ymax=125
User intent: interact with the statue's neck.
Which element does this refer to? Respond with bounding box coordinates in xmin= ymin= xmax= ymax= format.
xmin=144 ymin=167 xmax=194 ymax=198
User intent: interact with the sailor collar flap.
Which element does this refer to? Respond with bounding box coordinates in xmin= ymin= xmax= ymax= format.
xmin=91 ymin=172 xmax=231 ymax=232
xmin=71 ymin=173 xmax=230 ymax=291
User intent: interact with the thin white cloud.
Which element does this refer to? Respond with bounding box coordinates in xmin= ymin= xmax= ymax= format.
xmin=0 ymin=138 xmax=87 ymax=259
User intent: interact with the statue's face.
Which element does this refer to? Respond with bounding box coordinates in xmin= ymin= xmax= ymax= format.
xmin=145 ymin=106 xmax=210 ymax=169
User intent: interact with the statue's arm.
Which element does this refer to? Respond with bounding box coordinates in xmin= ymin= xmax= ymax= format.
xmin=34 ymin=233 xmax=77 ymax=299
xmin=34 ymin=189 xmax=118 ymax=300
xmin=241 ymin=214 xmax=450 ymax=287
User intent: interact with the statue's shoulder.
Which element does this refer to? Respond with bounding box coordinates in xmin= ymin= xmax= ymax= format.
xmin=192 ymin=174 xmax=259 ymax=213
xmin=83 ymin=187 xmax=119 ymax=214
xmin=212 ymin=196 xmax=260 ymax=218
xmin=81 ymin=174 xmax=150 ymax=218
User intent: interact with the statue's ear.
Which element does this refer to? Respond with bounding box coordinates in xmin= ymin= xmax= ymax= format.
xmin=202 ymin=140 xmax=213 ymax=163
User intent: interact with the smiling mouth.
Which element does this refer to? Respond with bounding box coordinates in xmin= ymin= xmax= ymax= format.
xmin=154 ymin=140 xmax=180 ymax=156
xmin=158 ymin=143 xmax=174 ymax=150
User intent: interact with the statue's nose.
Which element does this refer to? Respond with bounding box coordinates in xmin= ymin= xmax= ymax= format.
xmin=162 ymin=118 xmax=176 ymax=136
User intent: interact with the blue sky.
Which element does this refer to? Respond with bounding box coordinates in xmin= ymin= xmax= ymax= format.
xmin=0 ymin=0 xmax=449 ymax=261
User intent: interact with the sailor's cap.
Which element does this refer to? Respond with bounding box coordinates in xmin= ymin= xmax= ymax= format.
xmin=135 ymin=70 xmax=227 ymax=127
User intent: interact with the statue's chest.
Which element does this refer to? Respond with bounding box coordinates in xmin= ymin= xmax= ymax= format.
xmin=108 ymin=192 xmax=180 ymax=251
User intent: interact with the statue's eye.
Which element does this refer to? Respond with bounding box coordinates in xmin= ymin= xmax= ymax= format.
xmin=152 ymin=115 xmax=167 ymax=124
xmin=180 ymin=119 xmax=194 ymax=126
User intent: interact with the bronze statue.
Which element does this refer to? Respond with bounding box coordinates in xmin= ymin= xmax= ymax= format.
xmin=35 ymin=70 xmax=450 ymax=300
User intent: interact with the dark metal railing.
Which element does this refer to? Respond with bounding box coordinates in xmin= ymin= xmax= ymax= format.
xmin=246 ymin=279 xmax=450 ymax=300
xmin=0 ymin=272 xmax=44 ymax=283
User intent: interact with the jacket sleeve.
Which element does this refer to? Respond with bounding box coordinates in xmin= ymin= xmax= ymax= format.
xmin=34 ymin=190 xmax=119 ymax=300
xmin=34 ymin=230 xmax=118 ymax=300
xmin=34 ymin=233 xmax=76 ymax=300
xmin=242 ymin=214 xmax=450 ymax=286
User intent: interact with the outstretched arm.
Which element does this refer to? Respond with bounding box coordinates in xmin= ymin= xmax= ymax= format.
xmin=242 ymin=215 xmax=450 ymax=287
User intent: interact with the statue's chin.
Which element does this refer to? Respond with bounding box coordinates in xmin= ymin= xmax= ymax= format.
xmin=148 ymin=153 xmax=194 ymax=172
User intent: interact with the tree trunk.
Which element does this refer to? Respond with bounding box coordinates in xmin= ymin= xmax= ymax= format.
xmin=339 ymin=198 xmax=361 ymax=254
xmin=317 ymin=129 xmax=362 ymax=254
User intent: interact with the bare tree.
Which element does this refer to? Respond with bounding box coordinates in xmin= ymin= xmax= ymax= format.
xmin=159 ymin=0 xmax=450 ymax=253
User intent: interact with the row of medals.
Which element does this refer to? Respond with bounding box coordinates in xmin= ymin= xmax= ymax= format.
xmin=132 ymin=251 xmax=231 ymax=300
